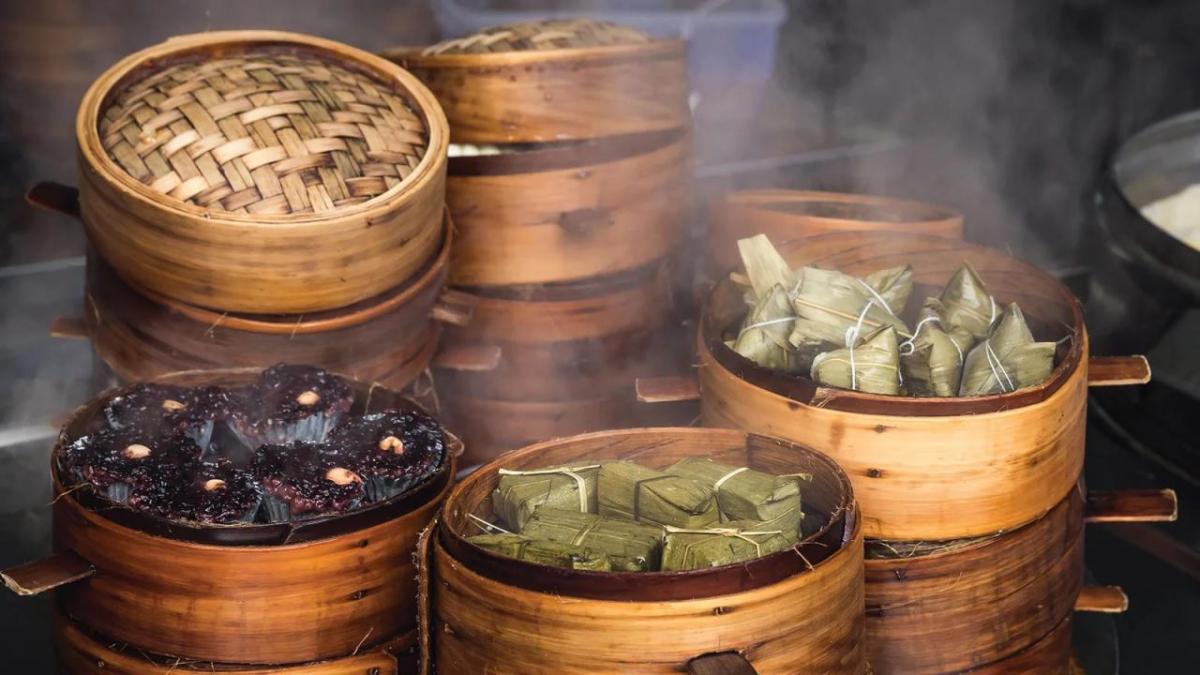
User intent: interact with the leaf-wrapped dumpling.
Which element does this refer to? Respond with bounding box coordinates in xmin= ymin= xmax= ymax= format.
xmin=811 ymin=325 xmax=902 ymax=395
xmin=666 ymin=458 xmax=803 ymax=537
xmin=597 ymin=461 xmax=719 ymax=529
xmin=467 ymin=533 xmax=613 ymax=571
xmin=732 ymin=284 xmax=797 ymax=371
xmin=900 ymin=299 xmax=975 ymax=397
xmin=737 ymin=234 xmax=797 ymax=301
xmin=959 ymin=303 xmax=1056 ymax=396
xmin=939 ymin=263 xmax=998 ymax=340
xmin=660 ymin=521 xmax=795 ymax=571
xmin=491 ymin=463 xmax=600 ymax=532
xmin=863 ymin=265 xmax=914 ymax=315
xmin=522 ymin=508 xmax=665 ymax=571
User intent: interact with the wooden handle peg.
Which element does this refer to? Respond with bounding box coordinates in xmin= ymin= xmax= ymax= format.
xmin=636 ymin=375 xmax=701 ymax=403
xmin=2 ymin=550 xmax=94 ymax=596
xmin=1088 ymin=355 xmax=1151 ymax=387
xmin=1075 ymin=586 xmax=1129 ymax=613
xmin=26 ymin=182 xmax=81 ymax=219
xmin=1085 ymin=489 xmax=1178 ymax=523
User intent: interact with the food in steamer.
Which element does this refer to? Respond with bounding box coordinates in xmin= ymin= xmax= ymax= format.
xmin=58 ymin=365 xmax=446 ymax=525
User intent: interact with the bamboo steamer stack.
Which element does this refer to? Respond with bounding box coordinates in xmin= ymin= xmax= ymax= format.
xmin=43 ymin=30 xmax=452 ymax=390
xmin=420 ymin=428 xmax=866 ymax=674
xmin=640 ymin=224 xmax=1174 ymax=673
xmin=386 ymin=20 xmax=691 ymax=465
xmin=1 ymin=369 xmax=457 ymax=673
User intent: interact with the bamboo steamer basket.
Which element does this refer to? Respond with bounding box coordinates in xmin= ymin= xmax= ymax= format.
xmin=707 ymin=190 xmax=964 ymax=274
xmin=436 ymin=262 xmax=673 ymax=400
xmin=77 ymin=31 xmax=449 ymax=314
xmin=863 ymin=484 xmax=1177 ymax=674
xmin=81 ymin=210 xmax=453 ymax=388
xmin=865 ymin=485 xmax=1084 ymax=673
xmin=385 ymin=20 xmax=688 ymax=145
xmin=690 ymin=231 xmax=1155 ymax=541
xmin=437 ymin=129 xmax=689 ymax=287
xmin=424 ymin=428 xmax=865 ymax=674
xmin=55 ymin=612 xmax=419 ymax=674
xmin=1 ymin=369 xmax=458 ymax=666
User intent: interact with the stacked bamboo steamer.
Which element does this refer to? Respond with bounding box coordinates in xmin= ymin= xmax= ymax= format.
xmin=55 ymin=30 xmax=451 ymax=390
xmin=2 ymin=369 xmax=455 ymax=674
xmin=639 ymin=196 xmax=1171 ymax=673
xmin=419 ymin=428 xmax=866 ymax=674
xmin=387 ymin=20 xmax=691 ymax=465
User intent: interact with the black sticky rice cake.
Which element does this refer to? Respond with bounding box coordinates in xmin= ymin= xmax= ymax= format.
xmin=229 ymin=364 xmax=354 ymax=446
xmin=251 ymin=442 xmax=365 ymax=522
xmin=146 ymin=460 xmax=265 ymax=524
xmin=326 ymin=410 xmax=447 ymax=502
xmin=103 ymin=383 xmax=229 ymax=450
xmin=60 ymin=429 xmax=203 ymax=504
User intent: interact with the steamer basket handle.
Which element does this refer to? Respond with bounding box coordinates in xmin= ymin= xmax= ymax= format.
xmin=1087 ymin=355 xmax=1151 ymax=387
xmin=1075 ymin=585 xmax=1129 ymax=613
xmin=50 ymin=317 xmax=89 ymax=340
xmin=431 ymin=289 xmax=478 ymax=328
xmin=636 ymin=375 xmax=701 ymax=403
xmin=1 ymin=550 xmax=94 ymax=596
xmin=432 ymin=344 xmax=502 ymax=372
xmin=1085 ymin=489 xmax=1178 ymax=523
xmin=26 ymin=182 xmax=80 ymax=220
xmin=687 ymin=651 xmax=759 ymax=674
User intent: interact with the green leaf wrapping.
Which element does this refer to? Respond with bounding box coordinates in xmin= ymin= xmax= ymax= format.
xmin=900 ymin=299 xmax=976 ymax=397
xmin=811 ymin=325 xmax=902 ymax=395
xmin=737 ymin=234 xmax=798 ymax=301
xmin=521 ymin=508 xmax=665 ymax=571
xmin=467 ymin=533 xmax=613 ymax=571
xmin=659 ymin=521 xmax=795 ymax=571
xmin=939 ymin=262 xmax=997 ymax=340
xmin=863 ymin=264 xmax=914 ymax=315
xmin=732 ymin=284 xmax=797 ymax=371
xmin=490 ymin=464 xmax=601 ymax=532
xmin=959 ymin=302 xmax=1056 ymax=396
xmin=597 ymin=461 xmax=720 ymax=529
xmin=666 ymin=457 xmax=804 ymax=536
xmin=792 ymin=266 xmax=911 ymax=338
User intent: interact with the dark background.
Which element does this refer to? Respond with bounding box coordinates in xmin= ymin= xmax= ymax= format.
xmin=1 ymin=0 xmax=1198 ymax=671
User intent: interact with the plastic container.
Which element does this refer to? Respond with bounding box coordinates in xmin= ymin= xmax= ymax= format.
xmin=429 ymin=0 xmax=786 ymax=126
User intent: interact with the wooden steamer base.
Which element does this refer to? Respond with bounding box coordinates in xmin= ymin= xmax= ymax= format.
xmin=2 ymin=369 xmax=458 ymax=669
xmin=421 ymin=428 xmax=866 ymax=674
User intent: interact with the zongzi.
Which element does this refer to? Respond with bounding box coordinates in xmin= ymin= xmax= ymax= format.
xmin=522 ymin=508 xmax=665 ymax=571
xmin=491 ymin=463 xmax=600 ymax=532
xmin=732 ymin=284 xmax=797 ymax=371
xmin=659 ymin=521 xmax=794 ymax=571
xmin=939 ymin=263 xmax=997 ymax=340
xmin=597 ymin=461 xmax=719 ymax=529
xmin=864 ymin=265 xmax=914 ymax=315
xmin=900 ymin=299 xmax=975 ymax=397
xmin=468 ymin=533 xmax=613 ymax=571
xmin=811 ymin=325 xmax=902 ymax=395
xmin=959 ymin=303 xmax=1056 ymax=396
xmin=666 ymin=458 xmax=804 ymax=537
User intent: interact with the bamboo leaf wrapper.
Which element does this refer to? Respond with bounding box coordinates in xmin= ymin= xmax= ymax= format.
xmin=666 ymin=457 xmax=804 ymax=538
xmin=660 ymin=521 xmax=795 ymax=571
xmin=597 ymin=461 xmax=719 ymax=529
xmin=491 ymin=463 xmax=600 ymax=532
xmin=521 ymin=508 xmax=665 ymax=571
xmin=467 ymin=533 xmax=612 ymax=571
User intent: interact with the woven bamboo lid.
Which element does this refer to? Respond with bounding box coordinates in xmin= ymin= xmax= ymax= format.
xmin=98 ymin=44 xmax=429 ymax=215
xmin=76 ymin=31 xmax=449 ymax=314
xmin=422 ymin=19 xmax=650 ymax=55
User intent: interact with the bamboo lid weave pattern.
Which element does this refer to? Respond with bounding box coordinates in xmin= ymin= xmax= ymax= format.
xmin=98 ymin=49 xmax=429 ymax=215
xmin=422 ymin=19 xmax=650 ymax=56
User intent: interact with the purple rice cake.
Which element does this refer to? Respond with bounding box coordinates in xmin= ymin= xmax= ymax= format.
xmin=230 ymin=365 xmax=354 ymax=446
xmin=60 ymin=429 xmax=202 ymax=504
xmin=327 ymin=410 xmax=447 ymax=502
xmin=252 ymin=442 xmax=365 ymax=522
xmin=103 ymin=383 xmax=229 ymax=450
